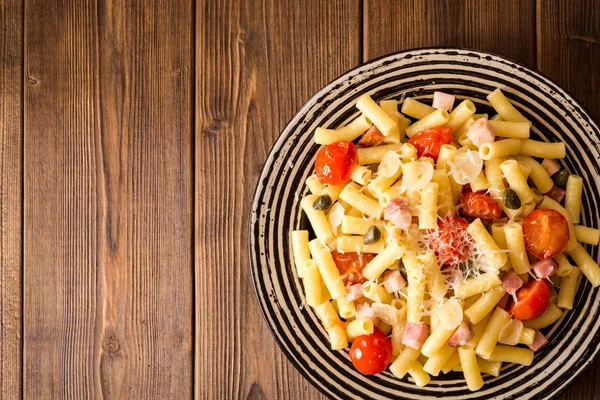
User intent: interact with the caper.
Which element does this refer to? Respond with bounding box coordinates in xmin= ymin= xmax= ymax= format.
xmin=363 ymin=226 xmax=381 ymax=245
xmin=312 ymin=194 xmax=332 ymax=210
xmin=503 ymin=188 xmax=521 ymax=210
xmin=398 ymin=263 xmax=407 ymax=279
xmin=552 ymin=168 xmax=570 ymax=187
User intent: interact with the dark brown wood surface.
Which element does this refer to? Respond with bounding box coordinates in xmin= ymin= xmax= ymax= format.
xmin=0 ymin=0 xmax=599 ymax=398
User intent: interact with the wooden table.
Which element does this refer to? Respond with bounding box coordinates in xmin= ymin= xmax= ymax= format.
xmin=1 ymin=0 xmax=599 ymax=398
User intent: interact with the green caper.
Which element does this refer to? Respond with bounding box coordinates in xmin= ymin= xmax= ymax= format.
xmin=552 ymin=168 xmax=570 ymax=187
xmin=503 ymin=188 xmax=521 ymax=210
xmin=363 ymin=226 xmax=381 ymax=245
xmin=398 ymin=263 xmax=407 ymax=279
xmin=312 ymin=194 xmax=332 ymax=211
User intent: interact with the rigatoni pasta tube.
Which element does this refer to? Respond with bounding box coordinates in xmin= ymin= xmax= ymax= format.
xmin=406 ymin=109 xmax=450 ymax=137
xmin=302 ymin=260 xmax=323 ymax=307
xmin=362 ymin=281 xmax=394 ymax=304
xmin=407 ymin=361 xmax=431 ymax=388
xmin=479 ymin=139 xmax=521 ymax=160
xmin=350 ymin=165 xmax=372 ymax=186
xmin=519 ymin=139 xmax=566 ymax=159
xmin=444 ymin=100 xmax=476 ymax=132
xmin=339 ymin=183 xmax=383 ymax=219
xmin=314 ymin=115 xmax=371 ymax=145
xmin=504 ymin=223 xmax=532 ymax=274
xmin=437 ymin=144 xmax=457 ymax=170
xmin=567 ymin=243 xmax=600 ymax=287
xmin=464 ymin=286 xmax=506 ymax=325
xmin=381 ymin=99 xmax=410 ymax=142
xmin=362 ymin=240 xmax=405 ymax=280
xmin=346 ymin=318 xmax=375 ymax=342
xmin=356 ymin=94 xmax=398 ymax=136
xmin=466 ymin=313 xmax=492 ymax=349
xmin=540 ymin=196 xmax=578 ymax=252
xmin=419 ymin=182 xmax=439 ymax=229
xmin=555 ymin=253 xmax=574 ymax=277
xmin=423 ymin=345 xmax=455 ymax=376
xmin=326 ymin=323 xmax=348 ymax=350
xmin=565 ymin=175 xmax=583 ymax=223
xmin=308 ymin=240 xmax=346 ymax=299
xmin=491 ymin=223 xmax=512 ymax=271
xmin=488 ymin=346 xmax=533 ymax=366
xmin=454 ymin=272 xmax=502 ymax=299
xmin=575 ymin=225 xmax=600 ymax=245
xmin=519 ymin=328 xmax=536 ymax=345
xmin=314 ymin=301 xmax=340 ymax=329
xmin=467 ymin=219 xmax=508 ymax=270
xmin=390 ymin=347 xmax=421 ymax=379
xmin=421 ymin=327 xmax=456 ymax=358
xmin=432 ymin=169 xmax=454 ymax=216
xmin=335 ymin=296 xmax=356 ymax=319
xmin=401 ymin=97 xmax=435 ymax=119
xmin=488 ymin=120 xmax=531 ymax=138
xmin=459 ymin=346 xmax=484 ymax=392
xmin=403 ymin=253 xmax=427 ymax=323
xmin=523 ymin=303 xmax=563 ymax=330
xmin=292 ymin=230 xmax=310 ymax=278
xmin=558 ymin=267 xmax=581 ymax=310
xmin=357 ymin=143 xmax=404 ymax=165
xmin=301 ymin=195 xmax=334 ymax=244
xmin=476 ymin=307 xmax=511 ymax=359
xmin=341 ymin=216 xmax=384 ymax=236
xmin=485 ymin=158 xmax=506 ymax=198
xmin=487 ymin=88 xmax=528 ymax=122
xmin=336 ymin=235 xmax=385 ymax=254
xmin=515 ymin=156 xmax=554 ymax=193
xmin=500 ymin=159 xmax=534 ymax=204
xmin=305 ymin=174 xmax=324 ymax=194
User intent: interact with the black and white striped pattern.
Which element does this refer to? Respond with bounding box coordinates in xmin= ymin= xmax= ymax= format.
xmin=248 ymin=48 xmax=600 ymax=400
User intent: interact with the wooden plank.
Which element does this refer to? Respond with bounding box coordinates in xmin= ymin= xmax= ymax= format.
xmin=0 ymin=0 xmax=23 ymax=397
xmin=24 ymin=0 xmax=193 ymax=397
xmin=364 ymin=0 xmax=537 ymax=66
xmin=538 ymin=4 xmax=600 ymax=398
xmin=195 ymin=1 xmax=360 ymax=398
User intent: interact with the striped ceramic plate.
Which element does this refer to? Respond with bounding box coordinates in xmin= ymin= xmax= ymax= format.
xmin=248 ymin=48 xmax=600 ymax=399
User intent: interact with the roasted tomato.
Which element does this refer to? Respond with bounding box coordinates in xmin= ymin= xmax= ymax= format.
xmin=426 ymin=216 xmax=471 ymax=266
xmin=357 ymin=125 xmax=385 ymax=147
xmin=459 ymin=191 xmax=502 ymax=220
xmin=349 ymin=328 xmax=393 ymax=375
xmin=522 ymin=208 xmax=570 ymax=259
xmin=332 ymin=251 xmax=374 ymax=285
xmin=508 ymin=278 xmax=551 ymax=321
xmin=408 ymin=127 xmax=453 ymax=160
xmin=315 ymin=141 xmax=358 ymax=185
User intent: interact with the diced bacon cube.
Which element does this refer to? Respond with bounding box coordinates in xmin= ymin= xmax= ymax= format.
xmin=432 ymin=91 xmax=455 ymax=111
xmin=383 ymin=269 xmax=406 ymax=294
xmin=547 ymin=185 xmax=566 ymax=203
xmin=542 ymin=159 xmax=561 ymax=176
xmin=502 ymin=271 xmax=523 ymax=295
xmin=384 ymin=199 xmax=412 ymax=230
xmin=402 ymin=322 xmax=429 ymax=349
xmin=345 ymin=284 xmax=364 ymax=302
xmin=532 ymin=258 xmax=558 ymax=279
xmin=466 ymin=118 xmax=496 ymax=148
xmin=357 ymin=125 xmax=385 ymax=147
xmin=447 ymin=321 xmax=474 ymax=347
xmin=497 ymin=292 xmax=510 ymax=309
xmin=528 ymin=330 xmax=548 ymax=352
xmin=356 ymin=303 xmax=379 ymax=325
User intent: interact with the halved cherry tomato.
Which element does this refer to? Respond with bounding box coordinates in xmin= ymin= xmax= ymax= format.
xmin=349 ymin=327 xmax=392 ymax=375
xmin=426 ymin=216 xmax=471 ymax=265
xmin=332 ymin=251 xmax=374 ymax=285
xmin=357 ymin=125 xmax=385 ymax=147
xmin=508 ymin=278 xmax=551 ymax=320
xmin=459 ymin=191 xmax=502 ymax=220
xmin=315 ymin=141 xmax=358 ymax=185
xmin=522 ymin=208 xmax=570 ymax=259
xmin=407 ymin=127 xmax=453 ymax=160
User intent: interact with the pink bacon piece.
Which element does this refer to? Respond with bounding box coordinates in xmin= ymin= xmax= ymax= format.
xmin=383 ymin=269 xmax=406 ymax=294
xmin=447 ymin=321 xmax=474 ymax=347
xmin=502 ymin=271 xmax=523 ymax=294
xmin=402 ymin=322 xmax=430 ymax=350
xmin=466 ymin=118 xmax=496 ymax=147
xmin=345 ymin=284 xmax=363 ymax=302
xmin=356 ymin=303 xmax=379 ymax=325
xmin=384 ymin=199 xmax=412 ymax=230
xmin=547 ymin=185 xmax=566 ymax=203
xmin=497 ymin=292 xmax=510 ymax=309
xmin=432 ymin=91 xmax=455 ymax=111
xmin=528 ymin=330 xmax=548 ymax=352
xmin=532 ymin=258 xmax=558 ymax=279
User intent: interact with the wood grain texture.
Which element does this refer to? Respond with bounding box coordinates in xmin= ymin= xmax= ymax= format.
xmin=537 ymin=2 xmax=600 ymax=398
xmin=195 ymin=1 xmax=360 ymax=398
xmin=0 ymin=0 xmax=22 ymax=398
xmin=24 ymin=0 xmax=193 ymax=397
xmin=364 ymin=0 xmax=537 ymax=66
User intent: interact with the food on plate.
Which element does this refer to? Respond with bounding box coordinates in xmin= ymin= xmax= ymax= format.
xmin=292 ymin=89 xmax=598 ymax=391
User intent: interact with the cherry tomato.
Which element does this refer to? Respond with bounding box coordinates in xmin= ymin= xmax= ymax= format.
xmin=408 ymin=127 xmax=453 ymax=160
xmin=522 ymin=208 xmax=570 ymax=259
xmin=508 ymin=278 xmax=551 ymax=320
xmin=349 ymin=328 xmax=393 ymax=375
xmin=332 ymin=251 xmax=374 ymax=285
xmin=315 ymin=141 xmax=357 ymax=185
xmin=357 ymin=125 xmax=385 ymax=147
xmin=427 ymin=216 xmax=471 ymax=265
xmin=459 ymin=191 xmax=502 ymax=220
